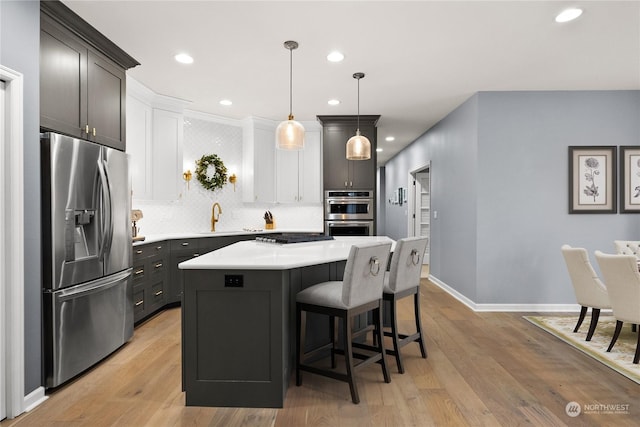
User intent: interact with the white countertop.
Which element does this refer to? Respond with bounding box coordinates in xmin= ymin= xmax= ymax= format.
xmin=178 ymin=236 xmax=395 ymax=270
xmin=133 ymin=228 xmax=323 ymax=246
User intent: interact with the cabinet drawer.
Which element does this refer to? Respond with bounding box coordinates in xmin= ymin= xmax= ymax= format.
xmin=132 ymin=263 xmax=146 ymax=284
xmin=133 ymin=242 xmax=168 ymax=261
xmin=171 ymin=238 xmax=200 ymax=252
xmin=133 ymin=288 xmax=146 ymax=318
xmin=150 ymin=280 xmax=165 ymax=305
xmin=149 ymin=257 xmax=166 ymax=276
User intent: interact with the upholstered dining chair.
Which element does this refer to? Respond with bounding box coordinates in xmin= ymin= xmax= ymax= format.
xmin=296 ymin=241 xmax=392 ymax=404
xmin=594 ymin=251 xmax=640 ymax=364
xmin=561 ymin=245 xmax=611 ymax=341
xmin=614 ymin=240 xmax=640 ymax=258
xmin=382 ymin=236 xmax=429 ymax=374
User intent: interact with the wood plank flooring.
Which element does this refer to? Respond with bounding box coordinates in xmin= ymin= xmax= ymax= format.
xmin=4 ymin=279 xmax=639 ymax=427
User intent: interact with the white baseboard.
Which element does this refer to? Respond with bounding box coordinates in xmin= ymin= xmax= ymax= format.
xmin=428 ymin=274 xmax=584 ymax=313
xmin=23 ymin=387 xmax=47 ymax=413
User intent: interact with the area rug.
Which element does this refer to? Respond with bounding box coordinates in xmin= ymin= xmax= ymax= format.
xmin=524 ymin=315 xmax=640 ymax=385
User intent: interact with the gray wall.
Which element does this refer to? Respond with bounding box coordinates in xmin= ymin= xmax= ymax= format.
xmin=383 ymin=90 xmax=640 ymax=305
xmin=0 ymin=0 xmax=42 ymax=392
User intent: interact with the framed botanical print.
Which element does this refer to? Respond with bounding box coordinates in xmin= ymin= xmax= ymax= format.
xmin=569 ymin=146 xmax=617 ymax=214
xmin=619 ymin=146 xmax=640 ymax=213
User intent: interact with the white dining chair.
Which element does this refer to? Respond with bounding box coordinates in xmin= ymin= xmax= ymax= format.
xmin=561 ymin=245 xmax=611 ymax=341
xmin=594 ymin=251 xmax=640 ymax=364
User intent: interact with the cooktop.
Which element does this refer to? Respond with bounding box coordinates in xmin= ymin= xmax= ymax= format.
xmin=255 ymin=233 xmax=334 ymax=244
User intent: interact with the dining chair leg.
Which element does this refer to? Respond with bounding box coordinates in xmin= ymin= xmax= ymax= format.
xmin=607 ymin=320 xmax=624 ymax=352
xmin=375 ymin=304 xmax=391 ymax=383
xmin=343 ymin=313 xmax=359 ymax=404
xmin=585 ymin=308 xmax=601 ymax=341
xmin=634 ymin=330 xmax=640 ymax=364
xmin=414 ymin=290 xmax=428 ymax=358
xmin=574 ymin=306 xmax=588 ymax=332
xmin=389 ymin=294 xmax=404 ymax=374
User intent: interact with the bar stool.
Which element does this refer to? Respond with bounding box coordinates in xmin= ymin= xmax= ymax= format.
xmin=382 ymin=237 xmax=429 ymax=374
xmin=296 ymin=241 xmax=392 ymax=404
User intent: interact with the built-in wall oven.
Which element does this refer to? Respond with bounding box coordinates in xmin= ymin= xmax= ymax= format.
xmin=324 ymin=190 xmax=374 ymax=236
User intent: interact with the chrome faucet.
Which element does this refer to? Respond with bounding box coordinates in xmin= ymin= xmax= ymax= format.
xmin=211 ymin=202 xmax=222 ymax=232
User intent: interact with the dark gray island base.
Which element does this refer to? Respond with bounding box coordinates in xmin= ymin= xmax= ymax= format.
xmin=182 ymin=263 xmax=345 ymax=407
xmin=180 ymin=236 xmax=393 ymax=408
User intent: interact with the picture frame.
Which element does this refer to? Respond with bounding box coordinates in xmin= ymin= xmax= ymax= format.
xmin=619 ymin=146 xmax=640 ymax=213
xmin=568 ymin=146 xmax=617 ymax=214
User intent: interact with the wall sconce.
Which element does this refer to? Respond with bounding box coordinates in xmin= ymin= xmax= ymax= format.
xmin=183 ymin=169 xmax=192 ymax=190
xmin=229 ymin=173 xmax=237 ymax=191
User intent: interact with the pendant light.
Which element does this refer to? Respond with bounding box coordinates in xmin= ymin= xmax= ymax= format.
xmin=346 ymin=72 xmax=371 ymax=160
xmin=276 ymin=40 xmax=305 ymax=150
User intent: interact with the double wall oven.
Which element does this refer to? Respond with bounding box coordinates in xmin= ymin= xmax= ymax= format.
xmin=324 ymin=190 xmax=374 ymax=236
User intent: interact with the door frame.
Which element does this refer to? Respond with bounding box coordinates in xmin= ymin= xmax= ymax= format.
xmin=1 ymin=64 xmax=25 ymax=419
xmin=407 ymin=162 xmax=431 ymax=263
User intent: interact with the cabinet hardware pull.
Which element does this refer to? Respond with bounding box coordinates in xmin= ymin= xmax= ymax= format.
xmin=135 ymin=250 xmax=143 ymax=254
xmin=156 ymin=246 xmax=162 ymax=250
xmin=181 ymin=242 xmax=189 ymax=246
xmin=92 ymin=127 xmax=96 ymax=137
xmin=85 ymin=125 xmax=90 ymax=134
xmin=154 ymin=290 xmax=163 ymax=296
xmin=194 ymin=253 xmax=200 ymax=257
xmin=345 ymin=181 xmax=347 ymax=187
xmin=155 ymin=263 xmax=163 ymax=268
xmin=134 ymin=269 xmax=144 ymax=275
xmin=135 ymin=300 xmax=144 ymax=306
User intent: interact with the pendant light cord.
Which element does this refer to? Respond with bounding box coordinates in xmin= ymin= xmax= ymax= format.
xmin=356 ymin=77 xmax=360 ymax=131
xmin=289 ymin=47 xmax=293 ymax=118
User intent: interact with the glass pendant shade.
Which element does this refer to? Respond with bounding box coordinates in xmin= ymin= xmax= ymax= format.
xmin=346 ymin=129 xmax=371 ymax=160
xmin=277 ymin=40 xmax=305 ymax=150
xmin=276 ymin=115 xmax=305 ymax=150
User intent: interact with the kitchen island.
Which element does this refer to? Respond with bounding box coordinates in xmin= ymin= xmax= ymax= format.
xmin=178 ymin=236 xmax=394 ymax=408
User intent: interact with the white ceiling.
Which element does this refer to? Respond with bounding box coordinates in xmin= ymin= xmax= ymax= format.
xmin=62 ymin=0 xmax=640 ymax=165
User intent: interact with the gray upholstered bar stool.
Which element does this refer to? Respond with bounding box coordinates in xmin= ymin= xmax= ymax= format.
xmin=382 ymin=237 xmax=429 ymax=374
xmin=296 ymin=241 xmax=392 ymax=404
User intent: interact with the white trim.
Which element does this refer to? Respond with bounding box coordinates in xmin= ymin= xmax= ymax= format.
xmin=428 ymin=274 xmax=583 ymax=313
xmin=0 ymin=64 xmax=25 ymax=419
xmin=22 ymin=388 xmax=47 ymax=413
xmin=186 ymin=109 xmax=243 ymax=127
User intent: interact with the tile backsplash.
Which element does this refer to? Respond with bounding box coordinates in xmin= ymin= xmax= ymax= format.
xmin=131 ymin=113 xmax=323 ymax=236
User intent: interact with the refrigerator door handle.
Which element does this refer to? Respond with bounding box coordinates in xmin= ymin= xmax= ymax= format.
xmin=102 ymin=159 xmax=115 ymax=255
xmin=97 ymin=159 xmax=114 ymax=260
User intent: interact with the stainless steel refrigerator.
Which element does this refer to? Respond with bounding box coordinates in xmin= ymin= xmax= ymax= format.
xmin=41 ymin=132 xmax=133 ymax=388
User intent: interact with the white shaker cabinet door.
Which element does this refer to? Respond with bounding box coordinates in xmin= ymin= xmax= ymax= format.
xmin=242 ymin=117 xmax=276 ymax=203
xmin=151 ymin=108 xmax=183 ymax=200
xmin=125 ymin=95 xmax=152 ymax=200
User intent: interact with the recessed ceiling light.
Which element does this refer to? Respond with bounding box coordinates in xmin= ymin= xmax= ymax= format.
xmin=219 ymin=99 xmax=232 ymax=106
xmin=175 ymin=53 xmax=194 ymax=64
xmin=376 ymin=148 xmax=383 ymax=152
xmin=327 ymin=51 xmax=344 ymax=62
xmin=385 ymin=136 xmax=395 ymax=142
xmin=555 ymin=8 xmax=583 ymax=23
xmin=328 ymin=99 xmax=340 ymax=106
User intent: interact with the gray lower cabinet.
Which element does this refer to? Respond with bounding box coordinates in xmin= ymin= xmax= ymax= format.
xmin=132 ymin=242 xmax=168 ymax=323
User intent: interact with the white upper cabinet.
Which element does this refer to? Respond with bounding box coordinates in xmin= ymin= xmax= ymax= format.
xmin=242 ymin=117 xmax=276 ymax=203
xmin=126 ymin=76 xmax=190 ymax=201
xmin=275 ymin=121 xmax=322 ymax=203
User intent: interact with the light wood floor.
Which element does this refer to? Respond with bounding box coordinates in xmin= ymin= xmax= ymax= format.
xmin=4 ymin=279 xmax=639 ymax=427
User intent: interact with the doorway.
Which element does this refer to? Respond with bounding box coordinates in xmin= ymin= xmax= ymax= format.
xmin=408 ymin=165 xmax=430 ymax=266
xmin=1 ymin=77 xmax=6 ymax=421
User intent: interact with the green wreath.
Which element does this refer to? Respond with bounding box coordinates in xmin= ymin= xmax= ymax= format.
xmin=195 ymin=154 xmax=228 ymax=191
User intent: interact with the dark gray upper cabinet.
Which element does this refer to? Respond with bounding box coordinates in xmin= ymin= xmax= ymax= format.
xmin=40 ymin=1 xmax=139 ymax=151
xmin=317 ymin=115 xmax=380 ymax=190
